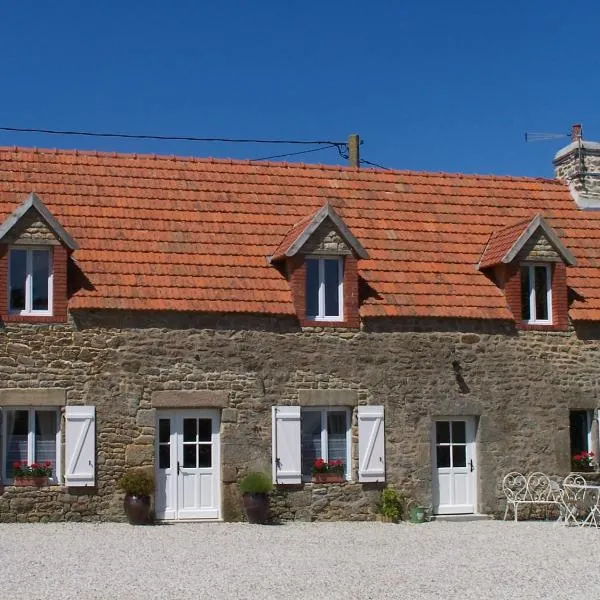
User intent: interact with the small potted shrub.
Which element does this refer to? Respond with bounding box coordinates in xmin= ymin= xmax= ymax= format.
xmin=118 ymin=469 xmax=155 ymax=525
xmin=238 ymin=471 xmax=272 ymax=524
xmin=377 ymin=488 xmax=404 ymax=523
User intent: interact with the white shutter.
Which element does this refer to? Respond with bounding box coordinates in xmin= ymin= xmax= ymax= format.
xmin=272 ymin=406 xmax=301 ymax=485
xmin=358 ymin=405 xmax=385 ymax=483
xmin=65 ymin=406 xmax=96 ymax=487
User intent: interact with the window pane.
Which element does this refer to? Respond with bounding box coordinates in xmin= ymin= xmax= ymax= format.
xmin=6 ymin=410 xmax=29 ymax=477
xmin=520 ymin=267 xmax=531 ymax=321
xmin=9 ymin=250 xmax=26 ymax=311
xmin=436 ymin=445 xmax=450 ymax=468
xmin=32 ymin=250 xmax=50 ymax=311
xmin=452 ymin=445 xmax=466 ymax=468
xmin=452 ymin=421 xmax=466 ymax=444
xmin=324 ymin=259 xmax=341 ymax=317
xmin=34 ymin=411 xmax=57 ymax=473
xmin=183 ymin=418 xmax=196 ymax=442
xmin=159 ymin=419 xmax=170 ymax=444
xmin=159 ymin=445 xmax=170 ymax=469
xmin=197 ymin=419 xmax=212 ymax=442
xmin=436 ymin=422 xmax=450 ymax=444
xmin=534 ymin=266 xmax=549 ymax=321
xmin=327 ymin=411 xmax=347 ymax=464
xmin=301 ymin=411 xmax=322 ymax=477
xmin=570 ymin=411 xmax=590 ymax=454
xmin=198 ymin=445 xmax=212 ymax=468
xmin=305 ymin=259 xmax=319 ymax=317
xmin=183 ymin=444 xmax=196 ymax=468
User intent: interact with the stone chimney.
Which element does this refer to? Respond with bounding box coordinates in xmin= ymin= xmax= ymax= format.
xmin=554 ymin=124 xmax=600 ymax=209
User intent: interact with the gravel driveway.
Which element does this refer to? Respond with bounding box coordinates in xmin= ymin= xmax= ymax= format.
xmin=1 ymin=520 xmax=599 ymax=599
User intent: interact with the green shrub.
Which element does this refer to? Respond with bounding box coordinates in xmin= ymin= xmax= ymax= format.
xmin=238 ymin=471 xmax=273 ymax=495
xmin=118 ymin=469 xmax=155 ymax=497
xmin=378 ymin=487 xmax=405 ymax=522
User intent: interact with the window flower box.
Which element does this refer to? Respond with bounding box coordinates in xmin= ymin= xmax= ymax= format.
xmin=14 ymin=476 xmax=49 ymax=487
xmin=572 ymin=451 xmax=595 ymax=472
xmin=311 ymin=472 xmax=345 ymax=484
xmin=12 ymin=461 xmax=52 ymax=487
xmin=311 ymin=458 xmax=345 ymax=483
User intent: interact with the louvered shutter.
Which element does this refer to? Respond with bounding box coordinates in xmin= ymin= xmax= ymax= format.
xmin=65 ymin=406 xmax=96 ymax=487
xmin=272 ymin=406 xmax=301 ymax=484
xmin=358 ymin=405 xmax=385 ymax=482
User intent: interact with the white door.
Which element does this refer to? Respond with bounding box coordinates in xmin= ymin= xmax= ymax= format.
xmin=155 ymin=410 xmax=221 ymax=520
xmin=432 ymin=418 xmax=476 ymax=515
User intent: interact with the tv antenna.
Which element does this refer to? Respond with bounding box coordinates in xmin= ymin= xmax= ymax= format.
xmin=524 ymin=131 xmax=569 ymax=142
xmin=524 ymin=124 xmax=581 ymax=143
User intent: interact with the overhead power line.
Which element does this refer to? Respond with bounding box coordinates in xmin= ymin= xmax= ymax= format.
xmin=250 ymin=144 xmax=340 ymax=162
xmin=0 ymin=125 xmax=394 ymax=170
xmin=360 ymin=158 xmax=390 ymax=170
xmin=0 ymin=125 xmax=344 ymax=147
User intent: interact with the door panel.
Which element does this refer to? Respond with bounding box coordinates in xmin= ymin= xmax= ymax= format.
xmin=155 ymin=410 xmax=220 ymax=520
xmin=433 ymin=418 xmax=476 ymax=515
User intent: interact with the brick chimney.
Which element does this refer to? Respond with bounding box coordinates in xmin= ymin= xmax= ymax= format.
xmin=554 ymin=124 xmax=600 ymax=209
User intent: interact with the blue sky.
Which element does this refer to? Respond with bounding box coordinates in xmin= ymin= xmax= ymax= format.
xmin=1 ymin=1 xmax=598 ymax=177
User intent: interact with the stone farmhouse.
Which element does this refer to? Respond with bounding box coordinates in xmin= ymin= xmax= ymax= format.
xmin=1 ymin=126 xmax=600 ymax=522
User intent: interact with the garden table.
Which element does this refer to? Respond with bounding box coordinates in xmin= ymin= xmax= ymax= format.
xmin=562 ymin=483 xmax=600 ymax=528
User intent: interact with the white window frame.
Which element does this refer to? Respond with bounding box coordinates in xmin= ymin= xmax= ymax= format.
xmin=521 ymin=263 xmax=552 ymax=325
xmin=8 ymin=246 xmax=53 ymax=316
xmin=1 ymin=407 xmax=61 ymax=484
xmin=300 ymin=406 xmax=351 ymax=481
xmin=305 ymin=256 xmax=344 ymax=321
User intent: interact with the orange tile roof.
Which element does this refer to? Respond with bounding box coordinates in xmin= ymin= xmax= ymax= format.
xmin=0 ymin=146 xmax=598 ymax=320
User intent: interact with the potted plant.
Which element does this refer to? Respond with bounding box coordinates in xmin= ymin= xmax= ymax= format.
xmin=13 ymin=461 xmax=52 ymax=487
xmin=311 ymin=458 xmax=345 ymax=483
xmin=377 ymin=488 xmax=404 ymax=523
xmin=239 ymin=471 xmax=272 ymax=524
xmin=572 ymin=451 xmax=595 ymax=472
xmin=118 ymin=469 xmax=154 ymax=525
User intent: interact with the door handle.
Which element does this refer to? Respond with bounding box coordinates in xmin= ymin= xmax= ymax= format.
xmin=177 ymin=461 xmax=181 ymax=475
xmin=469 ymin=459 xmax=474 ymax=472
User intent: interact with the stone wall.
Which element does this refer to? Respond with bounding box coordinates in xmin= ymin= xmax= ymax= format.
xmin=0 ymin=311 xmax=599 ymax=522
xmin=301 ymin=221 xmax=352 ymax=255
xmin=519 ymin=231 xmax=560 ymax=262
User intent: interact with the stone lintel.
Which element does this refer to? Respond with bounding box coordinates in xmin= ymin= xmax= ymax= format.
xmin=0 ymin=388 xmax=66 ymax=407
xmin=298 ymin=389 xmax=358 ymax=406
xmin=151 ymin=390 xmax=229 ymax=408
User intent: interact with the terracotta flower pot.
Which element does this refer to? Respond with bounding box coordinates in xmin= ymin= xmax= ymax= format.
xmin=311 ymin=473 xmax=345 ymax=483
xmin=14 ymin=476 xmax=49 ymax=487
xmin=123 ymin=494 xmax=151 ymax=525
xmin=241 ymin=492 xmax=269 ymax=524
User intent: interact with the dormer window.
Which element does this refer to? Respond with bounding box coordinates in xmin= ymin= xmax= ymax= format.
xmin=270 ymin=203 xmax=368 ymax=329
xmin=305 ymin=257 xmax=343 ymax=321
xmin=0 ymin=193 xmax=78 ymax=323
xmin=9 ymin=247 xmax=52 ymax=315
xmin=478 ymin=214 xmax=575 ymax=331
xmin=520 ymin=264 xmax=551 ymax=324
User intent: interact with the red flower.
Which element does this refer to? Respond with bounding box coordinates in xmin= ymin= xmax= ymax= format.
xmin=12 ymin=462 xmax=21 ymax=469
xmin=44 ymin=461 xmax=52 ymax=467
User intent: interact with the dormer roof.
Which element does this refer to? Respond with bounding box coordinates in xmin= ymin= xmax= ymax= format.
xmin=478 ymin=214 xmax=575 ymax=270
xmin=270 ymin=202 xmax=368 ymax=261
xmin=0 ymin=192 xmax=78 ymax=250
